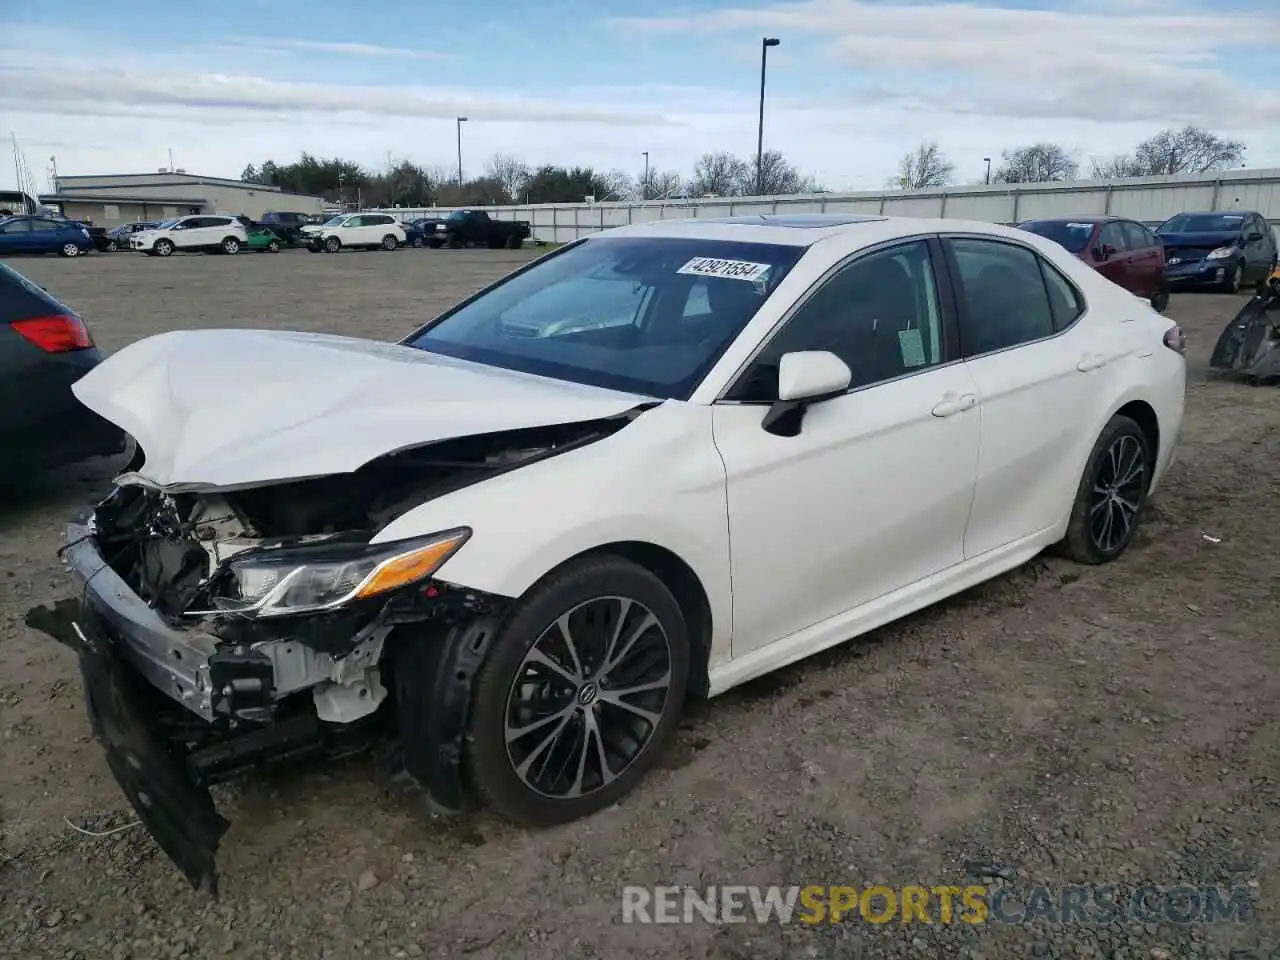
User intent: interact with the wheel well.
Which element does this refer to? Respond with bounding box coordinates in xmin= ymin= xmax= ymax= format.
xmin=571 ymin=541 xmax=713 ymax=699
xmin=1114 ymin=400 xmax=1159 ymax=484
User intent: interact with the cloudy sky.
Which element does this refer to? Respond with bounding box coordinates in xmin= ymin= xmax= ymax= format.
xmin=2 ymin=0 xmax=1278 ymax=193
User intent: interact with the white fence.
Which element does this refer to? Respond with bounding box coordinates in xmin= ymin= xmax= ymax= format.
xmin=372 ymin=167 xmax=1280 ymax=245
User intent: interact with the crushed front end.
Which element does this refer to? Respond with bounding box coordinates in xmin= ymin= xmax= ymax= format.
xmin=1209 ymin=271 xmax=1280 ymax=383
xmin=25 ymin=421 xmax=630 ymax=892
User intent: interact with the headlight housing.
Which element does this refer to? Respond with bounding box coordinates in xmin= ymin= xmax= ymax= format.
xmin=212 ymin=528 xmax=470 ymax=618
xmin=1205 ymin=246 xmax=1236 ymax=260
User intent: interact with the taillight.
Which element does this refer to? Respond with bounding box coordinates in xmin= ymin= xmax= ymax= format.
xmin=1163 ymin=324 xmax=1186 ymax=355
xmin=10 ymin=314 xmax=94 ymax=352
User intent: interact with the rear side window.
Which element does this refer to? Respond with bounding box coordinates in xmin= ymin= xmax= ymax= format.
xmin=948 ymin=238 xmax=1056 ymax=356
xmin=1039 ymin=259 xmax=1085 ymax=331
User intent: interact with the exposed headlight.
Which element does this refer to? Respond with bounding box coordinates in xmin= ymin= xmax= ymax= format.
xmin=435 ymin=223 xmax=446 ymax=231
xmin=1205 ymin=246 xmax=1235 ymax=260
xmin=213 ymin=528 xmax=470 ymax=617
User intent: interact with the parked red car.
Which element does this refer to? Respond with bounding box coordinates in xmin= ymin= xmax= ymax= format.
xmin=1019 ymin=216 xmax=1169 ymax=312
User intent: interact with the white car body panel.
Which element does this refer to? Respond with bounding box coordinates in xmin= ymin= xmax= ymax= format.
xmin=70 ymin=328 xmax=649 ymax=490
xmin=76 ymin=214 xmax=1187 ymax=701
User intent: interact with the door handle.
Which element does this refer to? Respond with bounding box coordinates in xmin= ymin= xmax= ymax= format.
xmin=931 ymin=393 xmax=977 ymax=418
xmin=1077 ymin=353 xmax=1108 ymax=372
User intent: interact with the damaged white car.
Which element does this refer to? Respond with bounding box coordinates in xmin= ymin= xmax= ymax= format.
xmin=29 ymin=214 xmax=1186 ymax=892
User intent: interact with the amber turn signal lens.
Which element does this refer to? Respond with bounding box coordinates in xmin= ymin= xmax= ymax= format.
xmin=354 ymin=532 xmax=469 ymax=599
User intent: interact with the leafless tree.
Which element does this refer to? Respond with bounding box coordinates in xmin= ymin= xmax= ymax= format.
xmin=484 ymin=153 xmax=531 ymax=201
xmin=892 ymin=140 xmax=954 ymax=190
xmin=1091 ymin=126 xmax=1246 ymax=179
xmin=738 ymin=151 xmax=806 ymax=196
xmin=638 ymin=168 xmax=684 ymax=199
xmin=689 ymin=152 xmax=748 ymax=196
xmin=595 ymin=169 xmax=635 ymax=201
xmin=994 ymin=143 xmax=1079 ymax=183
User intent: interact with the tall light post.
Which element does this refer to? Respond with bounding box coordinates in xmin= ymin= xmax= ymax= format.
xmin=642 ymin=151 xmax=649 ymax=200
xmin=756 ymin=37 xmax=780 ymax=196
xmin=456 ymin=117 xmax=468 ymax=188
xmin=983 ymin=157 xmax=992 ymax=185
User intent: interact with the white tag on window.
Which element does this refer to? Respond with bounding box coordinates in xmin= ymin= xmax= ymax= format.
xmin=677 ymin=257 xmax=772 ymax=283
xmin=898 ymin=329 xmax=927 ymax=367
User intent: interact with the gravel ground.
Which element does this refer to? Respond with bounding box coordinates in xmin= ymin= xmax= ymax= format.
xmin=0 ymin=248 xmax=1277 ymax=960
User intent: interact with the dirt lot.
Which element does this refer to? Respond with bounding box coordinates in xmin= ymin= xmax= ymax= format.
xmin=1 ymin=248 xmax=1277 ymax=960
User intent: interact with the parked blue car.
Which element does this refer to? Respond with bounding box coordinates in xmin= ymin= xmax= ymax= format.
xmin=1155 ymin=210 xmax=1277 ymax=294
xmin=0 ymin=215 xmax=95 ymax=257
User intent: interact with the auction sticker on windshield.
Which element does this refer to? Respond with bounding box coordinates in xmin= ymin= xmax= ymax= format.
xmin=677 ymin=257 xmax=772 ymax=282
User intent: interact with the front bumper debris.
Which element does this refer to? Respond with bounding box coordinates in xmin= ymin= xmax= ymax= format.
xmin=26 ymin=599 xmax=229 ymax=893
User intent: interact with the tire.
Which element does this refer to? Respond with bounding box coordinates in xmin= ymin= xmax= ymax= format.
xmin=1060 ymin=414 xmax=1152 ymax=565
xmin=267 ymin=240 xmax=280 ymax=253
xmin=1221 ymin=260 xmax=1244 ymax=294
xmin=154 ymin=239 xmax=174 ymax=257
xmin=107 ymin=240 xmax=119 ymax=253
xmin=505 ymin=233 xmax=521 ymax=250
xmin=465 ymin=555 xmax=690 ymax=826
xmin=1150 ymin=281 xmax=1170 ymax=314
xmin=222 ymin=236 xmax=241 ymax=255
xmin=59 ymin=242 xmax=82 ymax=258
xmin=307 ymin=244 xmax=322 ymax=254
xmin=428 ymin=238 xmax=443 ymax=249
xmin=324 ymin=236 xmax=341 ymax=254
xmin=449 ymin=236 xmax=462 ymax=249
xmin=382 ymin=234 xmax=398 ymax=251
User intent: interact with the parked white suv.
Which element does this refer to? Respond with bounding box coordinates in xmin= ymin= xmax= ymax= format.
xmin=302 ymin=213 xmax=405 ymax=253
xmin=131 ymin=215 xmax=249 ymax=257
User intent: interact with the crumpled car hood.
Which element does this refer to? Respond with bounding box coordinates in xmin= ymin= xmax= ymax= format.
xmin=72 ymin=328 xmax=650 ymax=491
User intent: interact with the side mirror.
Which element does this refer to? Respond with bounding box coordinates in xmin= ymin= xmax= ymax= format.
xmin=761 ymin=351 xmax=852 ymax=437
xmin=1098 ymin=243 xmax=1116 ymax=260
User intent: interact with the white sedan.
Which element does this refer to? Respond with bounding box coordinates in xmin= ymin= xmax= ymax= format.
xmin=42 ymin=213 xmax=1185 ymax=889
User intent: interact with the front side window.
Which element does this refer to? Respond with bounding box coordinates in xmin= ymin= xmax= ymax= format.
xmin=404 ymin=236 xmax=805 ymax=399
xmin=948 ymin=238 xmax=1056 ymax=356
xmin=1121 ymin=221 xmax=1153 ymax=250
xmin=1098 ymin=222 xmax=1127 ymax=252
xmin=727 ymin=240 xmax=945 ymax=401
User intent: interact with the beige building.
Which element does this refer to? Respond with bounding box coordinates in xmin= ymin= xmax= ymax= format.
xmin=39 ymin=171 xmax=326 ymax=226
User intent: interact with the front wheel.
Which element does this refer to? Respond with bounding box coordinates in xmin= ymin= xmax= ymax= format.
xmin=324 ymin=236 xmax=341 ymax=253
xmin=505 ymin=233 xmax=522 ymax=250
xmin=464 ymin=556 xmax=690 ymax=825
xmin=1221 ymin=260 xmax=1244 ymax=294
xmin=1060 ymin=415 xmax=1152 ymax=564
xmin=267 ymin=240 xmax=280 ymax=253
xmin=154 ymin=239 xmax=174 ymax=257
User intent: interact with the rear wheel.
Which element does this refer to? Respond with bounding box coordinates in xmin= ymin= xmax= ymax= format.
xmin=107 ymin=240 xmax=119 ymax=253
xmin=465 ymin=556 xmax=689 ymax=825
xmin=1060 ymin=415 xmax=1151 ymax=564
xmin=382 ymin=233 xmax=398 ymax=251
xmin=59 ymin=242 xmax=82 ymax=258
xmin=222 ymin=236 xmax=241 ymax=255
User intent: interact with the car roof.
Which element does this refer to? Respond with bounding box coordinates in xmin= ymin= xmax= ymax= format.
xmin=1172 ymin=210 xmax=1257 ymax=217
xmin=594 ymin=213 xmax=1042 ymax=248
xmin=1021 ymin=216 xmax=1119 ymax=224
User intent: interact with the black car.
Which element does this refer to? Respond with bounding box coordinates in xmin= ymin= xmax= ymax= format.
xmin=258 ymin=211 xmax=314 ymax=245
xmin=104 ymin=222 xmax=160 ymax=252
xmin=1155 ymin=210 xmax=1277 ymax=293
xmin=0 ymin=262 xmax=125 ymax=481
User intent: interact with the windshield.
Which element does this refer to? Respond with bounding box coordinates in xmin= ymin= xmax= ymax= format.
xmin=447 ymin=210 xmax=468 ymax=221
xmin=404 ymin=236 xmax=805 ymax=399
xmin=323 ymin=214 xmax=349 ymax=226
xmin=1158 ymin=213 xmax=1246 ymax=234
xmin=1019 ymin=220 xmax=1095 ymax=253
xmin=155 ymin=218 xmax=182 ymax=229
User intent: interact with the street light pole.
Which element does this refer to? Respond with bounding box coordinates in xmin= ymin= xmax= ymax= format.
xmin=756 ymin=37 xmax=780 ymax=196
xmin=456 ymin=117 xmax=468 ymax=188
xmin=984 ymin=157 xmax=992 ymax=185
xmin=642 ymin=151 xmax=649 ymax=201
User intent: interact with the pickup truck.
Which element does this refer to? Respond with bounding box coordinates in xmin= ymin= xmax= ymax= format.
xmin=426 ymin=209 xmax=531 ymax=249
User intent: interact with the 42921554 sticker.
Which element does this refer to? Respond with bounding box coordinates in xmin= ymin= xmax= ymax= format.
xmin=676 ymin=257 xmax=773 ymax=283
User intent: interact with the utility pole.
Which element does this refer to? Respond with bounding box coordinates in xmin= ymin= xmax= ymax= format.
xmin=456 ymin=117 xmax=468 ymax=189
xmin=984 ymin=157 xmax=992 ymax=185
xmin=756 ymin=37 xmax=780 ymax=196
xmin=642 ymin=151 xmax=649 ymax=201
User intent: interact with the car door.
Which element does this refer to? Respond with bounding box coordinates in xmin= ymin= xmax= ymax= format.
xmin=198 ymin=217 xmax=232 ymax=247
xmin=26 ymin=219 xmax=63 ymax=253
xmin=943 ymin=236 xmax=1104 ymax=558
xmin=1093 ymin=221 xmax=1130 ymax=291
xmin=0 ymin=218 xmax=32 ymax=253
xmin=168 ymin=217 xmax=199 ymax=250
xmin=1242 ymin=215 xmax=1273 ymax=280
xmin=338 ymin=215 xmax=365 ymax=245
xmin=1120 ymin=220 xmax=1163 ymax=297
xmin=712 ymin=237 xmax=981 ymax=656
